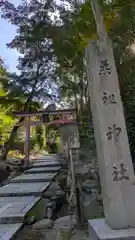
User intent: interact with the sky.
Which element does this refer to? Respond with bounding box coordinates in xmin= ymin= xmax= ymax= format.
xmin=0 ymin=0 xmax=21 ymax=72
xmin=0 ymin=0 xmax=61 ymax=72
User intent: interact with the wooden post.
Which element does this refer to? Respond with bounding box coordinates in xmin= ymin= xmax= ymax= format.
xmin=86 ymin=0 xmax=135 ymax=230
xmin=69 ymin=148 xmax=81 ymax=226
xmin=59 ymin=126 xmax=65 ymax=154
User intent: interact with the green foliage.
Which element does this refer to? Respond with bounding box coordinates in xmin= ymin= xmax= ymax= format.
xmin=1 ymin=0 xmax=135 ymax=160
xmin=0 ymin=61 xmax=16 ymax=145
xmin=0 ymin=109 xmax=15 ymax=145
xmin=0 ymin=0 xmax=59 ymax=102
xmin=0 ymin=0 xmax=60 ymax=158
xmin=53 ymin=0 xmax=135 ymax=158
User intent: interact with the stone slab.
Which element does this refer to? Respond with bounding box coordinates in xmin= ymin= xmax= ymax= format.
xmin=0 ymin=196 xmax=40 ymax=208
xmin=32 ymin=160 xmax=61 ymax=164
xmin=0 ymin=182 xmax=50 ymax=197
xmin=0 ymin=196 xmax=41 ymax=223
xmin=88 ymin=218 xmax=135 ymax=240
xmin=0 ymin=223 xmax=22 ymax=240
xmin=24 ymin=166 xmax=61 ymax=174
xmin=34 ymin=155 xmax=58 ymax=161
xmin=32 ymin=161 xmax=61 ymax=168
xmin=33 ymin=160 xmax=55 ymax=162
xmin=10 ymin=173 xmax=57 ymax=183
xmin=36 ymin=154 xmax=57 ymax=158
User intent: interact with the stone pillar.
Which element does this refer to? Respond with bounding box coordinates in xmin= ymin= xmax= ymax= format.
xmin=59 ymin=124 xmax=80 ymax=162
xmin=85 ymin=0 xmax=135 ymax=231
xmin=68 ymin=126 xmax=80 ymax=164
xmin=86 ymin=36 xmax=135 ymax=229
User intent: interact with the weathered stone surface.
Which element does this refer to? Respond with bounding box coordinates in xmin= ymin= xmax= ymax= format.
xmin=10 ymin=173 xmax=57 ymax=183
xmin=24 ymin=166 xmax=61 ymax=174
xmin=44 ymin=182 xmax=65 ymax=198
xmin=75 ymin=163 xmax=91 ymax=175
xmin=32 ymin=161 xmax=61 ymax=168
xmin=60 ymin=124 xmax=80 ymax=150
xmin=75 ymin=163 xmax=98 ymax=182
xmin=0 ymin=182 xmax=50 ymax=197
xmin=0 ymin=196 xmax=41 ymax=223
xmin=88 ymin=218 xmax=135 ymax=240
xmin=0 ymin=196 xmax=52 ymax=223
xmin=45 ymin=226 xmax=88 ymax=240
xmin=33 ymin=156 xmax=60 ymax=162
xmin=82 ymin=180 xmax=97 ymax=193
xmin=34 ymin=154 xmax=58 ymax=161
xmin=53 ymin=216 xmax=76 ymax=240
xmin=33 ymin=219 xmax=53 ymax=230
xmin=54 ymin=215 xmax=76 ymax=230
xmin=0 ymin=196 xmax=36 ymax=207
xmin=86 ymin=38 xmax=135 ymax=228
xmin=0 ymin=223 xmax=22 ymax=240
xmin=83 ymin=197 xmax=103 ymax=220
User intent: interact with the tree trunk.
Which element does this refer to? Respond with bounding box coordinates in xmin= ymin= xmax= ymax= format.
xmin=0 ymin=116 xmax=25 ymax=161
xmin=79 ymin=71 xmax=84 ymax=122
xmin=74 ymin=92 xmax=80 ymax=123
xmin=79 ymin=93 xmax=83 ymax=122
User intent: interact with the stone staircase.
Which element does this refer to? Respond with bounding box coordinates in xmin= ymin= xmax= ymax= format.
xmin=0 ymin=154 xmax=62 ymax=240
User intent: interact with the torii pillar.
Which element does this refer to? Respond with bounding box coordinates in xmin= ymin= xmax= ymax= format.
xmin=24 ymin=117 xmax=30 ymax=165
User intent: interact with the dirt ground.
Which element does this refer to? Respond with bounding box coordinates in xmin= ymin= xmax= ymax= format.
xmin=15 ymin=223 xmax=89 ymax=240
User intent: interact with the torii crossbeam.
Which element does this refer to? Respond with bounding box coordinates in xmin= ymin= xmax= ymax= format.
xmin=12 ymin=108 xmax=77 ymax=164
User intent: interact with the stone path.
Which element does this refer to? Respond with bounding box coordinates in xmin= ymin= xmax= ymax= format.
xmin=10 ymin=173 xmax=57 ymax=183
xmin=0 ymin=196 xmax=41 ymax=223
xmin=24 ymin=166 xmax=61 ymax=174
xmin=0 ymin=154 xmax=61 ymax=239
xmin=0 ymin=182 xmax=50 ymax=197
xmin=0 ymin=223 xmax=22 ymax=240
xmin=31 ymin=161 xmax=61 ymax=168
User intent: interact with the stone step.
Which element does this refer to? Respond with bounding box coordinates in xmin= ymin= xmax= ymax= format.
xmin=32 ymin=161 xmax=61 ymax=168
xmin=0 ymin=223 xmax=22 ymax=240
xmin=10 ymin=173 xmax=57 ymax=183
xmin=0 ymin=182 xmax=50 ymax=197
xmin=0 ymin=155 xmax=61 ymax=239
xmin=0 ymin=196 xmax=41 ymax=224
xmin=24 ymin=166 xmax=61 ymax=174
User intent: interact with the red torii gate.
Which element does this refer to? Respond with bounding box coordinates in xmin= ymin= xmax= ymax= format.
xmin=13 ymin=108 xmax=76 ymax=164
